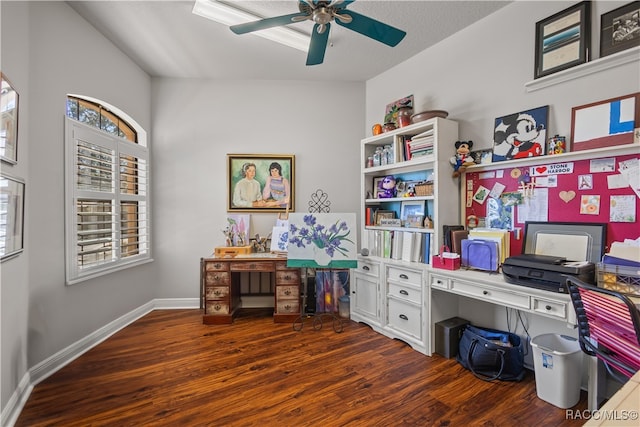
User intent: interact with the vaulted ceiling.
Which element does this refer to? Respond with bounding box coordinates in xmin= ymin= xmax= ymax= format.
xmin=69 ymin=1 xmax=509 ymax=81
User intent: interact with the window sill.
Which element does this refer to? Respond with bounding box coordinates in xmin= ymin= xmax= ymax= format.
xmin=66 ymin=257 xmax=154 ymax=286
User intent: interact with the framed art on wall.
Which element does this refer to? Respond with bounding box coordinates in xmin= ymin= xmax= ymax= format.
xmin=571 ymin=92 xmax=640 ymax=151
xmin=1 ymin=72 xmax=19 ymax=164
xmin=492 ymin=105 xmax=549 ymax=162
xmin=534 ymin=1 xmax=591 ymax=79
xmin=0 ymin=174 xmax=25 ymax=261
xmin=600 ymin=1 xmax=640 ymax=58
xmin=227 ymin=154 xmax=295 ymax=212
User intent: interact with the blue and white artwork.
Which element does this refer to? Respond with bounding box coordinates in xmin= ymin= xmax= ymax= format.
xmin=286 ymin=213 xmax=357 ymax=268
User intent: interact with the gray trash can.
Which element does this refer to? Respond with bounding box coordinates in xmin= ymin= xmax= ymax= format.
xmin=531 ymin=334 xmax=583 ymax=408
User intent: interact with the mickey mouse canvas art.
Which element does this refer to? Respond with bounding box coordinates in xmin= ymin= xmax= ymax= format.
xmin=492 ymin=105 xmax=549 ymax=162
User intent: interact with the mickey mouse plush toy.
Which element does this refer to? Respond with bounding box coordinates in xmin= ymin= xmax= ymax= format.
xmin=450 ymin=140 xmax=475 ymax=178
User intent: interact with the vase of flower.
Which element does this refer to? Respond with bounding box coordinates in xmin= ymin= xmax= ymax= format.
xmin=313 ymin=245 xmax=332 ymax=266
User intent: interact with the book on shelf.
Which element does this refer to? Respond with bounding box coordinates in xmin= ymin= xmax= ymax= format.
xmin=382 ymin=230 xmax=392 ymax=258
xmin=422 ymin=232 xmax=432 ymax=264
xmin=391 ymin=231 xmax=403 ymax=260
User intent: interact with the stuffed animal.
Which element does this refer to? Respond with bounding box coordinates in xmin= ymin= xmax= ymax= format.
xmin=450 ymin=140 xmax=475 ymax=178
xmin=378 ymin=175 xmax=397 ymax=198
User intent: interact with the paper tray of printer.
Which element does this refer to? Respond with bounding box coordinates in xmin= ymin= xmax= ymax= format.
xmin=502 ymin=254 xmax=595 ymax=293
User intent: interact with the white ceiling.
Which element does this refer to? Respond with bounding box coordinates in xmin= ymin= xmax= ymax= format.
xmin=68 ymin=0 xmax=509 ymax=82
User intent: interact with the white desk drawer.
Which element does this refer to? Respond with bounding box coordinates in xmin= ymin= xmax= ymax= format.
xmin=430 ymin=274 xmax=450 ymax=290
xmin=388 ymin=282 xmax=421 ymax=305
xmin=387 ymin=266 xmax=422 ymax=285
xmin=450 ymin=280 xmax=530 ymax=309
xmin=388 ymin=298 xmax=422 ymax=339
xmin=532 ymin=297 xmax=567 ymax=320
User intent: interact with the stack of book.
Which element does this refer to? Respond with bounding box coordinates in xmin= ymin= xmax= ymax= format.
xmin=406 ymin=129 xmax=434 ymax=160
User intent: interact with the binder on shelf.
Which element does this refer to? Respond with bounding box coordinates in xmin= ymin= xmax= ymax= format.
xmin=422 ymin=233 xmax=432 ymax=264
xmin=391 ymin=231 xmax=403 ymax=260
xmin=401 ymin=231 xmax=414 ymax=262
xmin=383 ymin=231 xmax=392 ymax=258
xmin=412 ymin=233 xmax=423 ymax=263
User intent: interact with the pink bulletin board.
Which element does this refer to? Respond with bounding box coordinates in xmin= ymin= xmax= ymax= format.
xmin=464 ymin=153 xmax=639 ymax=256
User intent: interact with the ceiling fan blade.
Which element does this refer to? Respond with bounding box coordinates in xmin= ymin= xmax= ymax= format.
xmin=230 ymin=12 xmax=309 ymax=35
xmin=306 ymin=23 xmax=331 ymax=66
xmin=334 ymin=10 xmax=406 ymax=47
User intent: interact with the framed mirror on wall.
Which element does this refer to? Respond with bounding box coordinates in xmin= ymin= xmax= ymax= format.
xmin=1 ymin=173 xmax=25 ymax=261
xmin=1 ymin=72 xmax=19 ymax=164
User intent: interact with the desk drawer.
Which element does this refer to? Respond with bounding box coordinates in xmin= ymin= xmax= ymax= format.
xmin=276 ymin=285 xmax=300 ymax=299
xmin=276 ymin=299 xmax=300 ymax=313
xmin=532 ymin=297 xmax=567 ymax=320
xmin=388 ymin=298 xmax=421 ymax=339
xmin=205 ymin=271 xmax=230 ymax=286
xmin=205 ymin=301 xmax=229 ymax=315
xmin=205 ymin=286 xmax=229 ymax=299
xmin=388 ymin=282 xmax=421 ymax=305
xmin=276 ymin=270 xmax=300 ymax=285
xmin=230 ymin=261 xmax=274 ymax=272
xmin=430 ymin=274 xmax=450 ymax=290
xmin=388 ymin=267 xmax=422 ymax=285
xmin=450 ymin=280 xmax=530 ymax=309
xmin=204 ymin=261 xmax=228 ymax=272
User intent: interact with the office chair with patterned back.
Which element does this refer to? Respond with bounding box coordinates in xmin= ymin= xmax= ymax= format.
xmin=565 ymin=276 xmax=640 ymax=382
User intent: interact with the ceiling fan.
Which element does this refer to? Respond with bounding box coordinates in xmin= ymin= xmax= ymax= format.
xmin=229 ymin=0 xmax=407 ymax=66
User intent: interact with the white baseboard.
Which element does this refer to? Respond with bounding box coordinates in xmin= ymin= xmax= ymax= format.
xmin=1 ymin=298 xmax=200 ymax=427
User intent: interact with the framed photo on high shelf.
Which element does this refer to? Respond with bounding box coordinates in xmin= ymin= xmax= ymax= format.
xmin=600 ymin=1 xmax=640 ymax=58
xmin=0 ymin=174 xmax=25 ymax=261
xmin=1 ymin=72 xmax=19 ymax=164
xmin=227 ymin=154 xmax=295 ymax=212
xmin=534 ymin=1 xmax=591 ymax=79
xmin=571 ymin=92 xmax=640 ymax=151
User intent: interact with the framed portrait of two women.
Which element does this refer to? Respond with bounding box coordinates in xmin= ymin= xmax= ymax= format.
xmin=227 ymin=154 xmax=295 ymax=212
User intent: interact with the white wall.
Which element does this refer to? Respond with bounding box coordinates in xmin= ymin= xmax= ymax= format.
xmin=1 ymin=1 xmax=153 ymax=412
xmin=366 ymin=1 xmax=640 ymax=148
xmin=150 ymin=78 xmax=364 ymax=298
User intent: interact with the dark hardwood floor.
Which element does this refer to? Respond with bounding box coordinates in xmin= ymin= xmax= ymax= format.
xmin=16 ymin=309 xmax=588 ymax=426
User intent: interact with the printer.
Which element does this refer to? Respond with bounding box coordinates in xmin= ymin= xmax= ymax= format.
xmin=502 ymin=254 xmax=595 ymax=293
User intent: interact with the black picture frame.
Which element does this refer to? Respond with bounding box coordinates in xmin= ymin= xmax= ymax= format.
xmin=227 ymin=154 xmax=295 ymax=212
xmin=534 ymin=1 xmax=591 ymax=79
xmin=0 ymin=173 xmax=25 ymax=261
xmin=523 ymin=221 xmax=607 ymax=264
xmin=600 ymin=1 xmax=640 ymax=58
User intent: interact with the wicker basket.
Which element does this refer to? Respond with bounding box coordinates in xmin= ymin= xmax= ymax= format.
xmin=597 ymin=262 xmax=640 ymax=296
xmin=414 ymin=182 xmax=434 ymax=196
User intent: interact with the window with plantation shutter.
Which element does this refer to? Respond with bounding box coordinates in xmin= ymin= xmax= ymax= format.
xmin=64 ymin=96 xmax=151 ymax=284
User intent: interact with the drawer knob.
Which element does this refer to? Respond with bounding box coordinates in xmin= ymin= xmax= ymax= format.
xmin=399 ymin=274 xmax=409 ymax=280
xmin=284 ymin=289 xmax=291 ymax=296
xmin=284 ymin=274 xmax=291 ymax=280
xmin=214 ymin=290 xmax=221 ymax=296
xmin=214 ymin=263 xmax=222 ymax=269
xmin=363 ymin=265 xmax=370 ymax=271
xmin=545 ymin=305 xmax=552 ymax=311
xmin=483 ymin=290 xmax=489 ymax=295
xmin=399 ymin=314 xmax=408 ymax=320
xmin=400 ymin=289 xmax=409 ymax=296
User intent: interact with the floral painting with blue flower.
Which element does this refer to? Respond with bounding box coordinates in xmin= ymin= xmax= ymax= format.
xmin=286 ymin=213 xmax=357 ymax=268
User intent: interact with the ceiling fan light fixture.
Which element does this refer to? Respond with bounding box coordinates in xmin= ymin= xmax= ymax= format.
xmin=192 ymin=0 xmax=310 ymax=52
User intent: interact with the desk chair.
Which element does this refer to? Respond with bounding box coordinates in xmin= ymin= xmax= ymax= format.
xmin=565 ymin=276 xmax=640 ymax=384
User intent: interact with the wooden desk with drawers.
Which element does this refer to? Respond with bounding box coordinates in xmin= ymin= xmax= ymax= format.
xmin=200 ymin=253 xmax=302 ymax=324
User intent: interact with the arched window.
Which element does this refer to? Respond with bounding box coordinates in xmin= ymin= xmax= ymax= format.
xmin=64 ymin=95 xmax=151 ymax=284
